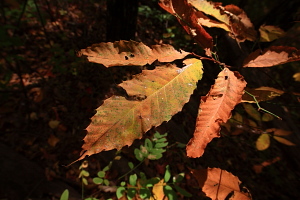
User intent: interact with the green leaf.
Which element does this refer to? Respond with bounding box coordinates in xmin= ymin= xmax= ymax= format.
xmin=145 ymin=138 xmax=153 ymax=150
xmin=120 ymin=181 xmax=126 ymax=186
xmin=79 ymin=170 xmax=89 ymax=178
xmin=102 ymin=165 xmax=110 ymax=172
xmin=93 ymin=177 xmax=103 ymax=184
xmin=82 ymin=177 xmax=88 ymax=185
xmin=146 ymin=177 xmax=160 ymax=187
xmin=173 ymin=173 xmax=184 ymax=183
xmin=116 ymin=187 xmax=126 ymax=199
xmin=129 ymin=174 xmax=138 ymax=186
xmin=134 ymin=148 xmax=144 ymax=161
xmin=173 ymin=185 xmax=192 ymax=197
xmin=60 ymin=189 xmax=69 ymax=200
xmin=156 ymin=138 xmax=167 ymax=143
xmin=103 ymin=179 xmax=110 ymax=186
xmin=128 ymin=162 xmax=134 ymax=169
xmin=140 ymin=188 xmax=151 ymax=199
xmin=154 ymin=142 xmax=168 ymax=148
xmin=147 ymin=152 xmax=163 ymax=160
xmin=163 ymin=185 xmax=177 ymax=200
xmin=164 ymin=165 xmax=171 ymax=182
xmin=127 ymin=188 xmax=137 ymax=199
xmin=97 ymin=171 xmax=105 ymax=178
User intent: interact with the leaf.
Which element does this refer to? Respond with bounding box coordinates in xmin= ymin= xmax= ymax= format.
xmin=242 ymin=103 xmax=261 ymax=122
xmin=293 ymin=72 xmax=300 ymax=81
xmin=191 ymin=168 xmax=251 ymax=200
xmin=150 ymin=179 xmax=166 ymax=200
xmin=75 ymin=59 xmax=203 ymax=162
xmin=173 ymin=184 xmax=192 ymax=197
xmin=273 ymin=136 xmax=296 ymax=146
xmin=265 ymin=128 xmax=292 ymax=136
xmin=262 ymin=113 xmax=274 ymax=122
xmin=242 ymin=87 xmax=284 ymax=103
xmin=93 ymin=177 xmax=103 ymax=184
xmin=243 ymin=46 xmax=300 ymax=67
xmin=116 ymin=187 xmax=126 ymax=199
xmin=163 ymin=185 xmax=177 ymax=200
xmin=48 ymin=120 xmax=60 ymax=129
xmin=129 ymin=174 xmax=137 ymax=186
xmin=164 ymin=165 xmax=171 ymax=182
xmin=186 ymin=68 xmax=247 ymax=158
xmin=159 ymin=0 xmax=213 ymax=55
xmin=188 ymin=0 xmax=257 ymax=42
xmin=60 ymin=189 xmax=69 ymax=200
xmin=256 ymin=133 xmax=270 ymax=151
xmin=259 ymin=25 xmax=285 ymax=42
xmin=78 ymin=40 xmax=189 ymax=67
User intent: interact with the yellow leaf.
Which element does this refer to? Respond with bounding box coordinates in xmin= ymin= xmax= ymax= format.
xmin=259 ymin=25 xmax=285 ymax=42
xmin=273 ymin=136 xmax=296 ymax=146
xmin=256 ymin=133 xmax=270 ymax=151
xmin=74 ymin=59 xmax=203 ymax=162
xmin=48 ymin=120 xmax=60 ymax=129
xmin=293 ymin=72 xmax=300 ymax=82
xmin=150 ymin=179 xmax=166 ymax=200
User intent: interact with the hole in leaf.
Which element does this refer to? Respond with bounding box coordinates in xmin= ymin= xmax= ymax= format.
xmin=129 ymin=53 xmax=135 ymax=57
xmin=125 ymin=56 xmax=129 ymax=60
xmin=225 ymin=76 xmax=228 ymax=80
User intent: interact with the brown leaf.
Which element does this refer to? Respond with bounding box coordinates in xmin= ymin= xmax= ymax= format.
xmin=266 ymin=128 xmax=292 ymax=136
xmin=259 ymin=25 xmax=285 ymax=42
xmin=242 ymin=87 xmax=284 ymax=103
xmin=243 ymin=46 xmax=300 ymax=67
xmin=78 ymin=40 xmax=189 ymax=67
xmin=74 ymin=59 xmax=203 ymax=162
xmin=186 ymin=69 xmax=247 ymax=158
xmin=47 ymin=134 xmax=60 ymax=147
xmin=273 ymin=136 xmax=296 ymax=146
xmin=191 ymin=168 xmax=251 ymax=200
xmin=188 ymin=0 xmax=257 ymax=42
xmin=159 ymin=0 xmax=213 ymax=55
xmin=253 ymin=157 xmax=281 ymax=174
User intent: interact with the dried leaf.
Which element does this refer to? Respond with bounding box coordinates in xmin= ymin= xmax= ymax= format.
xmin=273 ymin=136 xmax=296 ymax=146
xmin=75 ymin=59 xmax=203 ymax=162
xmin=253 ymin=157 xmax=281 ymax=174
xmin=243 ymin=46 xmax=300 ymax=67
xmin=47 ymin=134 xmax=60 ymax=147
xmin=150 ymin=179 xmax=166 ymax=200
xmin=78 ymin=40 xmax=189 ymax=67
xmin=242 ymin=87 xmax=284 ymax=103
xmin=259 ymin=25 xmax=285 ymax=42
xmin=266 ymin=128 xmax=292 ymax=136
xmin=186 ymin=68 xmax=247 ymax=158
xmin=188 ymin=0 xmax=257 ymax=42
xmin=191 ymin=168 xmax=251 ymax=200
xmin=159 ymin=0 xmax=213 ymax=55
xmin=256 ymin=133 xmax=270 ymax=151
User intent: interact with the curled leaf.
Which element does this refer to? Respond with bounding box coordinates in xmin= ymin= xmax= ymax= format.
xmin=186 ymin=69 xmax=247 ymax=158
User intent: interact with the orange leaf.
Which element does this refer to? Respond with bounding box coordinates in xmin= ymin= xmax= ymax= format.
xmin=73 ymin=59 xmax=203 ymax=162
xmin=159 ymin=0 xmax=213 ymax=55
xmin=150 ymin=179 xmax=166 ymax=200
xmin=273 ymin=136 xmax=296 ymax=146
xmin=188 ymin=0 xmax=257 ymax=42
xmin=78 ymin=40 xmax=189 ymax=67
xmin=186 ymin=68 xmax=247 ymax=158
xmin=243 ymin=46 xmax=300 ymax=67
xmin=191 ymin=168 xmax=251 ymax=200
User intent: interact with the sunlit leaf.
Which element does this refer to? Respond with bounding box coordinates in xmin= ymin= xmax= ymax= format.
xmin=191 ymin=168 xmax=251 ymax=200
xmin=186 ymin=68 xmax=247 ymax=158
xmin=159 ymin=0 xmax=213 ymax=55
xmin=78 ymin=40 xmax=189 ymax=67
xmin=256 ymin=133 xmax=270 ymax=151
xmin=74 ymin=59 xmax=203 ymax=162
xmin=151 ymin=179 xmax=166 ymax=200
xmin=273 ymin=136 xmax=296 ymax=146
xmin=259 ymin=25 xmax=285 ymax=42
xmin=188 ymin=0 xmax=257 ymax=42
xmin=243 ymin=46 xmax=300 ymax=67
